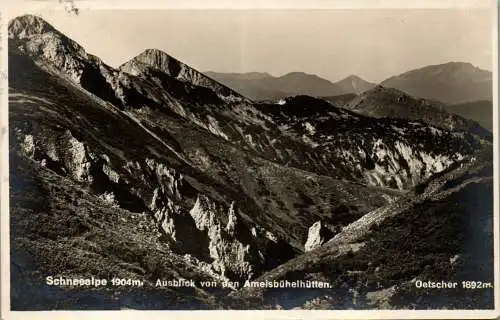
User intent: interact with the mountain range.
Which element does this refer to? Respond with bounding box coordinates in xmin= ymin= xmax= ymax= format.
xmin=205 ymin=62 xmax=492 ymax=106
xmin=206 ymin=64 xmax=493 ymax=131
xmin=204 ymin=71 xmax=377 ymax=101
xmin=8 ymin=14 xmax=494 ymax=310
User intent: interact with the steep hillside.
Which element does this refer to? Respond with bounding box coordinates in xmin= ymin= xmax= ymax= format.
xmin=230 ymin=148 xmax=494 ymax=309
xmin=120 ymin=49 xmax=246 ymax=102
xmin=381 ymin=62 xmax=492 ymax=104
xmin=444 ymin=100 xmax=493 ymax=131
xmin=12 ymin=41 xmax=406 ymax=282
xmin=7 ymin=16 xmax=313 ymax=178
xmin=345 ymin=86 xmax=490 ymax=136
xmin=321 ymin=93 xmax=357 ymax=107
xmin=10 ymin=154 xmax=225 ymax=310
xmin=256 ymin=95 xmax=487 ymax=190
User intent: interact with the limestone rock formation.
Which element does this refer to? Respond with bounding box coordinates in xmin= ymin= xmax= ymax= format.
xmin=304 ymin=221 xmax=336 ymax=252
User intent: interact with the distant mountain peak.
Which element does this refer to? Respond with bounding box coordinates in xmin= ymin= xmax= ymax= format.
xmin=138 ymin=48 xmax=178 ymax=62
xmin=345 ymin=83 xmax=491 ymax=136
xmin=432 ymin=61 xmax=478 ymax=69
xmin=278 ymin=72 xmax=339 ymax=84
xmin=334 ymin=74 xmax=376 ymax=94
xmin=446 ymin=61 xmax=474 ymax=66
xmin=344 ymin=74 xmax=363 ymax=80
xmin=404 ymin=61 xmax=490 ymax=76
xmin=142 ymin=48 xmax=168 ymax=55
xmin=8 ymin=14 xmax=57 ymax=39
xmin=205 ymin=70 xmax=344 ymax=100
xmin=381 ymin=61 xmax=492 ymax=104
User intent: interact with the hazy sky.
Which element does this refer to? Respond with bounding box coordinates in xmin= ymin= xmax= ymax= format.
xmin=10 ymin=7 xmax=494 ymax=83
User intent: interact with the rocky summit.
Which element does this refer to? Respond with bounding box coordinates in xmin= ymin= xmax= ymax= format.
xmin=120 ymin=48 xmax=246 ymax=102
xmin=8 ymin=15 xmax=494 ymax=310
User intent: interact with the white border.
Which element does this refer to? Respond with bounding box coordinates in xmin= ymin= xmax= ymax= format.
xmin=1 ymin=1 xmax=499 ymax=319
xmin=2 ymin=0 xmax=496 ymax=10
xmin=494 ymin=3 xmax=500 ymax=317
xmin=1 ymin=3 xmax=10 ymax=320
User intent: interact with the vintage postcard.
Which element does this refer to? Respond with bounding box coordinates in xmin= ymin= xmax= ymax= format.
xmin=1 ymin=0 xmax=499 ymax=319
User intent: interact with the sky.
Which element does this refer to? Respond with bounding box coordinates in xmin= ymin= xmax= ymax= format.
xmin=8 ymin=5 xmax=495 ymax=83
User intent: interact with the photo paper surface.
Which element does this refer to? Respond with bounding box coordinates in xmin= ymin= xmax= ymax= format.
xmin=1 ymin=1 xmax=499 ymax=318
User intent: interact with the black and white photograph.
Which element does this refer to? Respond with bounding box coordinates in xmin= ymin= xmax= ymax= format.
xmin=1 ymin=0 xmax=498 ymax=317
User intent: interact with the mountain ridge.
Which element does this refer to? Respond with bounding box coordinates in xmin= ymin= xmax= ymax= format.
xmin=204 ymin=71 xmax=347 ymax=101
xmin=206 ymin=60 xmax=492 ymax=105
xmin=344 ymin=85 xmax=491 ymax=136
xmin=120 ymin=48 xmax=247 ymax=101
xmin=380 ymin=62 xmax=492 ymax=104
xmin=7 ymin=14 xmax=494 ymax=310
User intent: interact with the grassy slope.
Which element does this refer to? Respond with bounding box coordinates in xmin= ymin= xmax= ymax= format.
xmin=10 ymin=155 xmax=224 ymax=310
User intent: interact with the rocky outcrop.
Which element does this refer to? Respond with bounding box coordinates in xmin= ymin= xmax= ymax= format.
xmin=9 ymin=15 xmax=90 ymax=84
xmin=187 ymin=195 xmax=258 ymax=279
xmin=8 ymin=14 xmax=56 ymax=39
xmin=141 ymin=157 xmax=292 ymax=281
xmin=256 ymin=95 xmax=486 ymax=190
xmin=119 ymin=48 xmax=245 ymax=101
xmin=304 ymin=221 xmax=336 ymax=252
xmin=14 ymin=128 xmax=93 ymax=183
